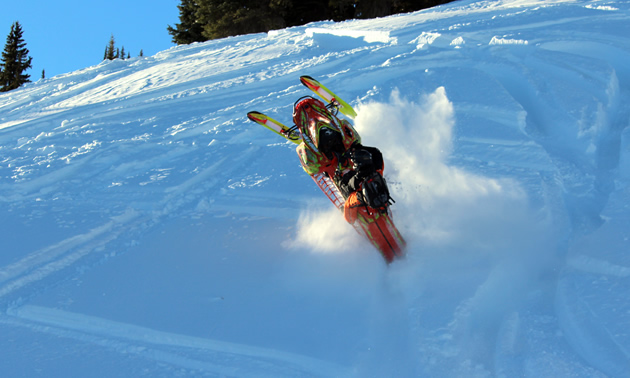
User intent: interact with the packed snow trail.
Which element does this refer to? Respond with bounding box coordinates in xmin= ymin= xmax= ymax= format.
xmin=1 ymin=0 xmax=629 ymax=376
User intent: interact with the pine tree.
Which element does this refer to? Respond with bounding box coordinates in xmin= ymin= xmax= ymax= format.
xmin=139 ymin=49 xmax=144 ymax=57
xmin=0 ymin=21 xmax=33 ymax=92
xmin=168 ymin=0 xmax=207 ymax=44
xmin=105 ymin=35 xmax=116 ymax=60
xmin=41 ymin=69 xmax=45 ymax=79
xmin=355 ymin=0 xmax=392 ymax=18
xmin=196 ymin=0 xmax=287 ymax=40
xmin=328 ymin=0 xmax=356 ymax=22
xmin=120 ymin=46 xmax=126 ymax=60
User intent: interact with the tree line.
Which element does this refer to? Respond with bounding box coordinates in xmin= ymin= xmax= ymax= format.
xmin=167 ymin=0 xmax=455 ymax=44
xmin=2 ymin=1 xmax=452 ymax=92
xmin=103 ymin=34 xmax=143 ymax=61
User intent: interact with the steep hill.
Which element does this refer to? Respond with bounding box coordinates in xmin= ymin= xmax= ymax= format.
xmin=1 ymin=0 xmax=629 ymax=376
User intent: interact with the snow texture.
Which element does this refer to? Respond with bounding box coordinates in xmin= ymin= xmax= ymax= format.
xmin=1 ymin=0 xmax=629 ymax=376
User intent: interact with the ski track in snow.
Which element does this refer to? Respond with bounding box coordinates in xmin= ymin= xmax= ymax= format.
xmin=1 ymin=305 xmax=348 ymax=377
xmin=1 ymin=0 xmax=629 ymax=376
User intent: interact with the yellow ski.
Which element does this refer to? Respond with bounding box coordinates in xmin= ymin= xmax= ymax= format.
xmin=247 ymin=111 xmax=301 ymax=144
xmin=300 ymin=76 xmax=358 ymax=119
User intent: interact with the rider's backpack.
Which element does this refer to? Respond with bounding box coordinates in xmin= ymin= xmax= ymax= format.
xmin=361 ymin=172 xmax=392 ymax=211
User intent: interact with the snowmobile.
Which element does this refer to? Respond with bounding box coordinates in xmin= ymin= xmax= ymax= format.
xmin=247 ymin=76 xmax=405 ymax=263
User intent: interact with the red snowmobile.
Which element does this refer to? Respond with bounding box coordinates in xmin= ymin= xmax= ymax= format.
xmin=248 ymin=76 xmax=405 ymax=263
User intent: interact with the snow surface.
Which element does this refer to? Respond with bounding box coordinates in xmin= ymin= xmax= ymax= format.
xmin=1 ymin=0 xmax=629 ymax=376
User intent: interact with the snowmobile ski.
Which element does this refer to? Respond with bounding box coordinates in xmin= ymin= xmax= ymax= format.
xmin=300 ymin=76 xmax=358 ymax=119
xmin=247 ymin=111 xmax=301 ymax=144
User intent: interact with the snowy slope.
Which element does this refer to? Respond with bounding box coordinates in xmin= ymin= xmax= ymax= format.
xmin=1 ymin=0 xmax=629 ymax=376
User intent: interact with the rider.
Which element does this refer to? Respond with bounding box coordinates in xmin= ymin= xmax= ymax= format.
xmin=292 ymin=96 xmax=387 ymax=223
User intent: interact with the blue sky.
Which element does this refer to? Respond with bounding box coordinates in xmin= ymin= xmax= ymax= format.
xmin=2 ymin=0 xmax=180 ymax=79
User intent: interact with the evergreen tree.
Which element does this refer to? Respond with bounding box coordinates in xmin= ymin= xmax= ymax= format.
xmin=41 ymin=69 xmax=45 ymax=79
xmin=0 ymin=21 xmax=33 ymax=92
xmin=139 ymin=49 xmax=144 ymax=57
xmin=120 ymin=46 xmax=126 ymax=60
xmin=355 ymin=0 xmax=392 ymax=18
xmin=167 ymin=0 xmax=207 ymax=44
xmin=105 ymin=35 xmax=116 ymax=60
xmin=328 ymin=0 xmax=356 ymax=22
xmin=196 ymin=0 xmax=288 ymax=40
xmin=283 ymin=0 xmax=329 ymax=26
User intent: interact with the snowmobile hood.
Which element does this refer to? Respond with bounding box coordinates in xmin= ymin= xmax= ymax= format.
xmin=293 ymin=97 xmax=341 ymax=150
